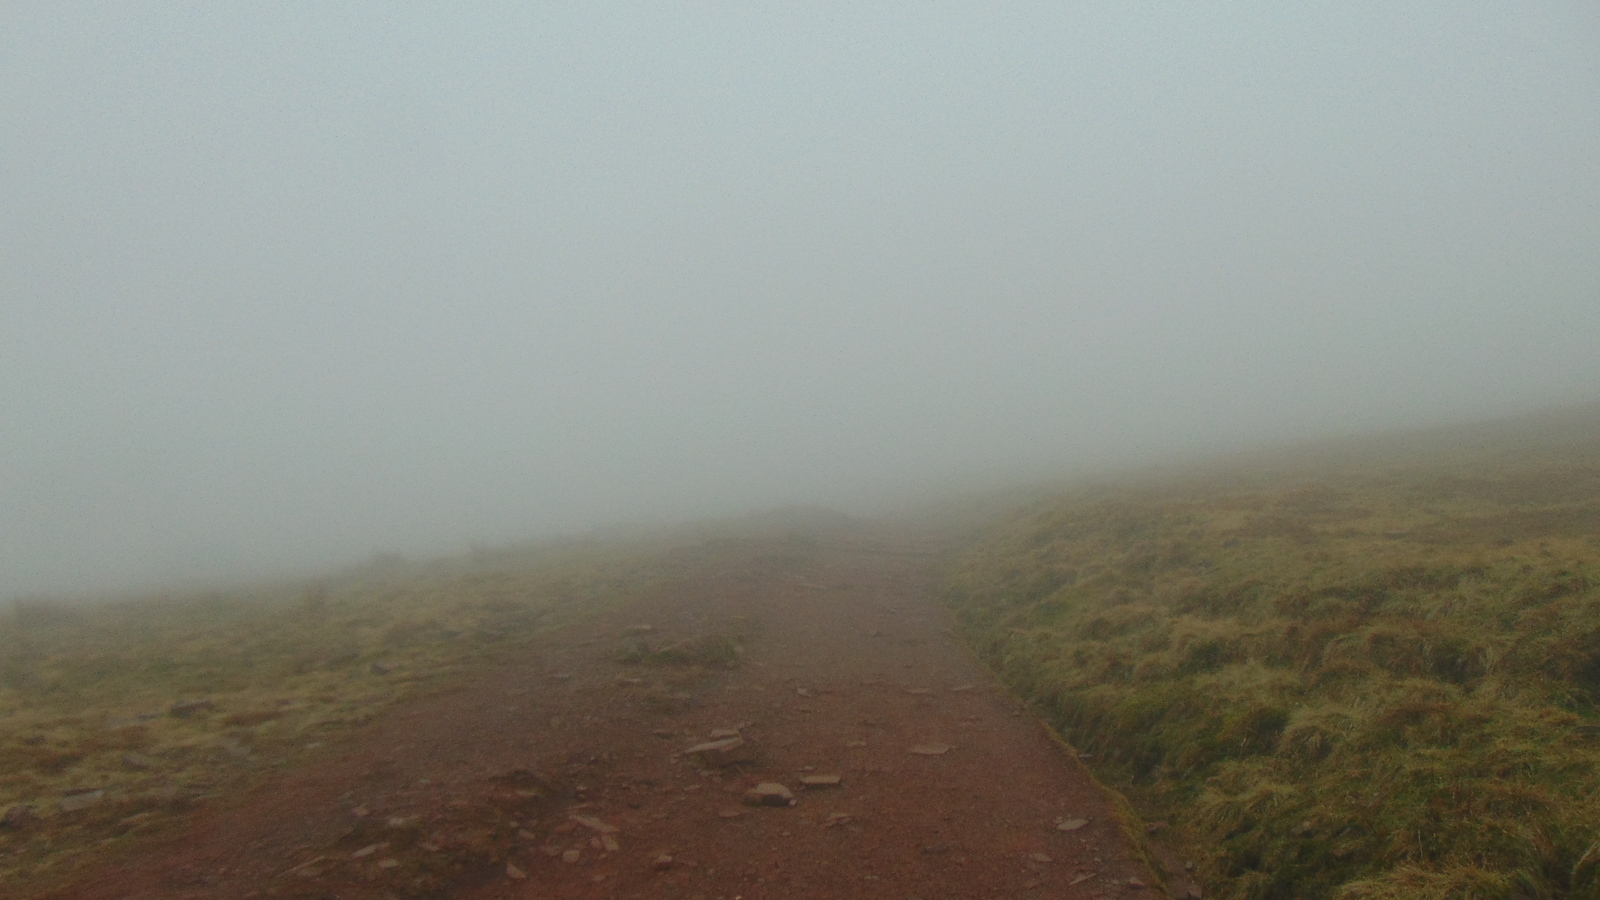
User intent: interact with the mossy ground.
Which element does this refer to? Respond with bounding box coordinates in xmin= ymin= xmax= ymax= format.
xmin=0 ymin=539 xmax=673 ymax=884
xmin=943 ymin=411 xmax=1600 ymax=899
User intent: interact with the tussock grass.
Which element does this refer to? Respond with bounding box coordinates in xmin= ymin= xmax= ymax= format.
xmin=0 ymin=539 xmax=673 ymax=884
xmin=944 ymin=409 xmax=1600 ymax=899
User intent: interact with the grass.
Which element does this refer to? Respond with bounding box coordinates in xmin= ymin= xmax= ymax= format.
xmin=942 ymin=406 xmax=1600 ymax=899
xmin=0 ymin=537 xmax=674 ymax=886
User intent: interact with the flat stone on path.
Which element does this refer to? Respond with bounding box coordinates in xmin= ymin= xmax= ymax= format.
xmin=908 ymin=742 xmax=953 ymax=756
xmin=743 ymin=782 xmax=796 ymax=806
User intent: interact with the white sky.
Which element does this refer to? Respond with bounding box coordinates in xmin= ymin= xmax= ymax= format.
xmin=3 ymin=3 xmax=1599 ymax=596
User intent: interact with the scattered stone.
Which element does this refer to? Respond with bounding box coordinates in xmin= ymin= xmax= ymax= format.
xmin=506 ymin=862 xmax=527 ymax=879
xmin=562 ymin=849 xmax=582 ymax=864
xmin=907 ymin=743 xmax=952 ymax=756
xmin=845 ymin=739 xmax=868 ymax=748
xmin=1057 ymin=817 xmax=1090 ymax=832
xmin=708 ymin=726 xmax=743 ymax=739
xmin=351 ymin=805 xmax=372 ymax=818
xmin=1029 ymin=852 xmax=1053 ymax=863
xmin=169 ymin=698 xmax=216 ymax=718
xmin=743 ymin=783 xmax=795 ymax=807
xmin=1129 ymin=876 xmax=1148 ymax=888
xmin=601 ymin=834 xmax=621 ymax=852
xmin=822 ymin=812 xmax=854 ymax=828
xmin=653 ymin=853 xmax=675 ymax=871
xmin=800 ymin=774 xmax=842 ymax=788
xmin=122 ymin=752 xmax=157 ymax=771
xmin=570 ymin=814 xmax=619 ymax=834
xmin=376 ymin=858 xmax=399 ymax=870
xmin=685 ymin=736 xmax=751 ymax=767
xmin=796 ymin=687 xmax=812 ymax=697
xmin=1 ymin=805 xmax=38 ymax=830
xmin=59 ymin=790 xmax=105 ymax=813
xmin=351 ymin=843 xmax=386 ymax=859
xmin=1069 ymin=872 xmax=1095 ymax=885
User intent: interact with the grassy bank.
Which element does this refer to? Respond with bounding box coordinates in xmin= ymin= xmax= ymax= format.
xmin=944 ymin=412 xmax=1600 ymax=899
xmin=0 ymin=538 xmax=673 ymax=884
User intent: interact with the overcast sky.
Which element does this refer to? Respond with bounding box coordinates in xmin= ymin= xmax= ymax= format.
xmin=3 ymin=3 xmax=1598 ymax=597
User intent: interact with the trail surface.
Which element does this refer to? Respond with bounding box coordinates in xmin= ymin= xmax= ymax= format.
xmin=38 ymin=531 xmax=1183 ymax=900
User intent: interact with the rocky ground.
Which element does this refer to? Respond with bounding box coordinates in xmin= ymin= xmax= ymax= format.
xmin=29 ymin=531 xmax=1196 ymax=900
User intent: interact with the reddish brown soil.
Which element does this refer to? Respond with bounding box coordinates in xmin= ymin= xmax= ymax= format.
xmin=32 ymin=532 xmax=1192 ymax=900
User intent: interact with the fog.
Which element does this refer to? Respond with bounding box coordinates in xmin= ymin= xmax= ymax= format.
xmin=3 ymin=3 xmax=1598 ymax=598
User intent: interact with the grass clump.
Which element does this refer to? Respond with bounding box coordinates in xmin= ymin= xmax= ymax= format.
xmin=944 ymin=411 xmax=1600 ymax=899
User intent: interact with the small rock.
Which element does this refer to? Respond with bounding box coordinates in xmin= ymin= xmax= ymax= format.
xmin=570 ymin=814 xmax=620 ymax=834
xmin=653 ymin=853 xmax=675 ymax=871
xmin=376 ymin=858 xmax=399 ymax=869
xmin=351 ymin=805 xmax=371 ymax=818
xmin=601 ymin=834 xmax=621 ymax=852
xmin=351 ymin=843 xmax=386 ymax=859
xmin=719 ymin=808 xmax=745 ymax=819
xmin=1029 ymin=852 xmax=1053 ymax=863
xmin=1146 ymin=820 xmax=1169 ymax=835
xmin=0 ymin=805 xmax=38 ymax=830
xmin=743 ymin=782 xmax=795 ymax=807
xmin=169 ymin=698 xmax=216 ymax=718
xmin=685 ymin=736 xmax=751 ymax=767
xmin=799 ymin=774 xmax=842 ymax=788
xmin=1057 ymin=817 xmax=1089 ymax=831
xmin=562 ymin=849 xmax=582 ymax=864
xmin=1069 ymin=873 xmax=1095 ymax=886
xmin=506 ymin=862 xmax=527 ymax=879
xmin=822 ymin=811 xmax=854 ymax=828
xmin=907 ymin=743 xmax=952 ymax=756
xmin=1129 ymin=876 xmax=1148 ymax=888
xmin=59 ymin=790 xmax=105 ymax=813
xmin=1184 ymin=886 xmax=1204 ymax=898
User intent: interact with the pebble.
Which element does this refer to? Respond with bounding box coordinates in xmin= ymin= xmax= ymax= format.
xmin=907 ymin=743 xmax=952 ymax=756
xmin=570 ymin=814 xmax=620 ymax=834
xmin=506 ymin=862 xmax=527 ymax=879
xmin=743 ymin=783 xmax=796 ymax=807
xmin=800 ymin=774 xmax=842 ymax=787
xmin=562 ymin=849 xmax=582 ymax=863
xmin=653 ymin=853 xmax=675 ymax=871
xmin=59 ymin=790 xmax=105 ymax=813
xmin=685 ymin=736 xmax=751 ymax=767
xmin=1057 ymin=817 xmax=1089 ymax=831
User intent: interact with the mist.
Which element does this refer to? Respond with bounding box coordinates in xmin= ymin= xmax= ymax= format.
xmin=3 ymin=3 xmax=1598 ymax=598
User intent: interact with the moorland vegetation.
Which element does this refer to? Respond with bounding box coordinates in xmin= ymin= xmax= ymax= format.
xmin=944 ymin=406 xmax=1600 ymax=899
xmin=0 ymin=538 xmax=673 ymax=884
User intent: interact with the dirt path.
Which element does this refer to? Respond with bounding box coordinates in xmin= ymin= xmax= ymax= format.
xmin=35 ymin=532 xmax=1183 ymax=900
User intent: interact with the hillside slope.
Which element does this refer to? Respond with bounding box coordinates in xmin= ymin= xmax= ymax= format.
xmin=944 ymin=406 xmax=1600 ymax=899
